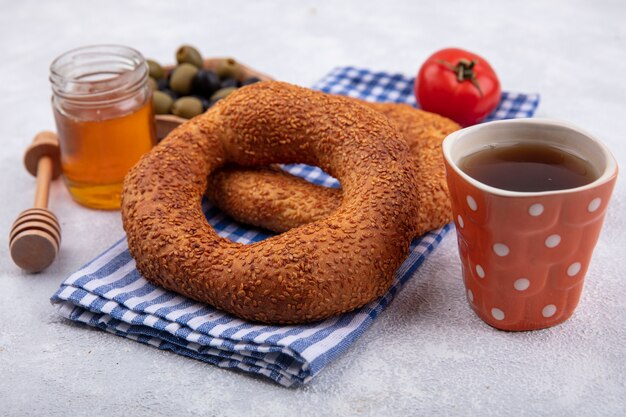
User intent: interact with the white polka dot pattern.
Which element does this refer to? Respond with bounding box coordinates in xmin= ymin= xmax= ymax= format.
xmin=528 ymin=203 xmax=544 ymax=216
xmin=588 ymin=198 xmax=601 ymax=212
xmin=545 ymin=234 xmax=561 ymax=248
xmin=567 ymin=262 xmax=581 ymax=276
xmin=491 ymin=308 xmax=505 ymax=321
xmin=466 ymin=195 xmax=477 ymax=211
xmin=457 ymin=215 xmax=464 ymax=228
xmin=493 ymin=243 xmax=509 ymax=257
xmin=467 ymin=290 xmax=474 ymax=303
xmin=542 ymin=304 xmax=557 ymax=318
xmin=475 ymin=264 xmax=485 ymax=278
xmin=514 ymin=278 xmax=530 ymax=291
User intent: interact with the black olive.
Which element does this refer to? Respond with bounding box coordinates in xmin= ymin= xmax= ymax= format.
xmin=191 ymin=69 xmax=221 ymax=98
xmin=241 ymin=77 xmax=261 ymax=86
xmin=160 ymin=88 xmax=179 ymax=100
xmin=157 ymin=77 xmax=169 ymax=90
xmin=220 ymin=77 xmax=239 ymax=89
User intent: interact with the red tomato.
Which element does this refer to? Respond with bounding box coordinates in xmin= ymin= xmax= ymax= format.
xmin=415 ymin=48 xmax=501 ymax=126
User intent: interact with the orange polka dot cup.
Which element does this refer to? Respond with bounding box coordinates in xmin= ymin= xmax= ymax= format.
xmin=442 ymin=119 xmax=618 ymax=331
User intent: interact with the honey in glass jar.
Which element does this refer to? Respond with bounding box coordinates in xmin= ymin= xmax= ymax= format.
xmin=50 ymin=45 xmax=155 ymax=209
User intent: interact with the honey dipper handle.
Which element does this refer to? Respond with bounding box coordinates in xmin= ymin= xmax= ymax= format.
xmin=33 ymin=156 xmax=53 ymax=209
xmin=24 ymin=131 xmax=61 ymax=208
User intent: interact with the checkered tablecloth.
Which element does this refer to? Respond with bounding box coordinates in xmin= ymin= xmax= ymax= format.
xmin=314 ymin=66 xmax=540 ymax=122
xmin=51 ymin=67 xmax=540 ymax=387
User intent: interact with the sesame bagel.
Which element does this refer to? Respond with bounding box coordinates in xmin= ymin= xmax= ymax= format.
xmin=207 ymin=102 xmax=459 ymax=236
xmin=121 ymin=81 xmax=420 ymax=324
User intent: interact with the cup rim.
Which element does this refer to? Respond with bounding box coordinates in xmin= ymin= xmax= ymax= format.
xmin=442 ymin=118 xmax=619 ymax=197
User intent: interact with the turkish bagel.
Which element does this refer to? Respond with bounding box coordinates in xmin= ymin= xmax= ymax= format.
xmin=121 ymin=81 xmax=420 ymax=323
xmin=206 ymin=101 xmax=459 ymax=235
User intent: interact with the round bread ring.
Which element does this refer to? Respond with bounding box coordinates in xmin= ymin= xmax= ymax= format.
xmin=207 ymin=102 xmax=459 ymax=236
xmin=122 ymin=81 xmax=420 ymax=324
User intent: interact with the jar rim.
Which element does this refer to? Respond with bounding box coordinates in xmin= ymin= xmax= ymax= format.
xmin=50 ymin=44 xmax=148 ymax=104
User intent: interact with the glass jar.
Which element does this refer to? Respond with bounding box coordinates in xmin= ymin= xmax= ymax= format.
xmin=50 ymin=45 xmax=155 ymax=209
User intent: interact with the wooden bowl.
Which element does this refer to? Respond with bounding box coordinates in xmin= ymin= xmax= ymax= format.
xmin=154 ymin=58 xmax=274 ymax=141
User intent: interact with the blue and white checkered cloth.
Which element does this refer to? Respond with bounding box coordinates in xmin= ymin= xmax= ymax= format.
xmin=51 ymin=66 xmax=540 ymax=387
xmin=314 ymin=66 xmax=540 ymax=121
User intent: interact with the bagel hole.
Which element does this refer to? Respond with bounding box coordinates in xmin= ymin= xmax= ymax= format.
xmin=279 ymin=163 xmax=340 ymax=189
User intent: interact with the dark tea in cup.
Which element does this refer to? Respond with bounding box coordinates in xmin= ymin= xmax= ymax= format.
xmin=457 ymin=143 xmax=598 ymax=192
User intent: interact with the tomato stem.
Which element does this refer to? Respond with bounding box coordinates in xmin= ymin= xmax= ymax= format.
xmin=437 ymin=58 xmax=484 ymax=97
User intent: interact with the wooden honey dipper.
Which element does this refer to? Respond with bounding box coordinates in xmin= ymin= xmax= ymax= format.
xmin=10 ymin=131 xmax=63 ymax=273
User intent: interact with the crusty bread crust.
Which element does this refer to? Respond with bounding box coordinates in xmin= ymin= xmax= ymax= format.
xmin=121 ymin=81 xmax=420 ymax=323
xmin=207 ymin=101 xmax=459 ymax=236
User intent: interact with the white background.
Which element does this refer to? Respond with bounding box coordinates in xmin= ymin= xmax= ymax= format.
xmin=1 ymin=0 xmax=625 ymax=416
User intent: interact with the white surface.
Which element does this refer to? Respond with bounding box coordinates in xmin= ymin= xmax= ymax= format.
xmin=1 ymin=0 xmax=625 ymax=416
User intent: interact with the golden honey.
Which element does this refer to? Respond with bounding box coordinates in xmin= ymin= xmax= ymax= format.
xmin=50 ymin=45 xmax=155 ymax=209
xmin=53 ymin=101 xmax=155 ymax=209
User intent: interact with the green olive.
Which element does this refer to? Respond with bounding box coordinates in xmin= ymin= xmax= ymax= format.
xmin=169 ymin=63 xmax=198 ymax=95
xmin=152 ymin=90 xmax=173 ymax=115
xmin=147 ymin=59 xmax=164 ymax=79
xmin=176 ymin=45 xmax=203 ymax=68
xmin=148 ymin=77 xmax=158 ymax=91
xmin=215 ymin=58 xmax=242 ymax=79
xmin=171 ymin=96 xmax=204 ymax=119
xmin=210 ymin=87 xmax=237 ymax=101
